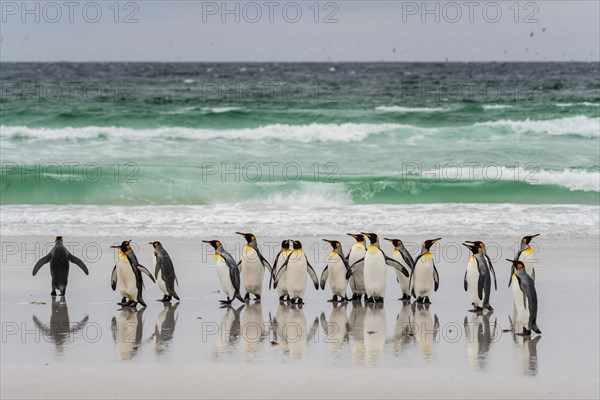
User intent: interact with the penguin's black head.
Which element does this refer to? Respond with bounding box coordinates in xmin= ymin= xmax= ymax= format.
xmin=384 ymin=238 xmax=402 ymax=247
xmin=202 ymin=240 xmax=221 ymax=250
xmin=236 ymin=232 xmax=256 ymax=244
xmin=323 ymin=239 xmax=341 ymax=249
xmin=462 ymin=242 xmax=480 ymax=254
xmin=347 ymin=233 xmax=365 ymax=242
xmin=506 ymin=259 xmax=525 ymax=270
xmin=292 ymin=240 xmax=302 ymax=250
xmin=55 ymin=236 xmax=64 ymax=242
xmin=423 ymin=238 xmax=441 ymax=250
xmin=361 ymin=232 xmax=378 ymax=244
xmin=281 ymin=239 xmax=290 ymax=249
xmin=149 ymin=241 xmax=161 ymax=248
xmin=465 ymin=240 xmax=485 ymax=250
xmin=522 ymin=234 xmax=540 ymax=244
xmin=111 ymin=240 xmax=131 ymax=253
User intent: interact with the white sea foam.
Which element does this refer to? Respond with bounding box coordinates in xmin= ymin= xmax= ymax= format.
xmin=555 ymin=102 xmax=599 ymax=108
xmin=411 ymin=167 xmax=600 ymax=192
xmin=375 ymin=105 xmax=451 ymax=113
xmin=1 ymin=204 xmax=597 ymax=238
xmin=474 ymin=116 xmax=600 ymax=138
xmin=0 ymin=123 xmax=411 ymax=143
xmin=482 ymin=104 xmax=513 ymax=110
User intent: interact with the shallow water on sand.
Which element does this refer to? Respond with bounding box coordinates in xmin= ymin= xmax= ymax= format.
xmin=1 ymin=236 xmax=598 ymax=399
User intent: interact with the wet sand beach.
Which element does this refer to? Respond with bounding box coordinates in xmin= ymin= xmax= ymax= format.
xmin=1 ymin=236 xmax=598 ymax=399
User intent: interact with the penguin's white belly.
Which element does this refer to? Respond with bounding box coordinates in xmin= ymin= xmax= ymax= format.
xmin=275 ymin=252 xmax=290 ymax=296
xmin=117 ymin=259 xmax=138 ymax=300
xmin=348 ymin=246 xmax=366 ymax=293
xmin=157 ymin=273 xmax=167 ymax=295
xmin=241 ymin=249 xmax=264 ymax=294
xmin=216 ymin=256 xmax=235 ymax=298
xmin=466 ymin=258 xmax=482 ymax=306
xmin=363 ymin=248 xmax=386 ymax=297
xmin=328 ymin=256 xmax=348 ymax=296
xmin=519 ymin=249 xmax=536 ymax=280
xmin=286 ymin=255 xmax=308 ymax=298
xmin=412 ymin=256 xmax=434 ymax=297
xmin=391 ymin=252 xmax=411 ymax=295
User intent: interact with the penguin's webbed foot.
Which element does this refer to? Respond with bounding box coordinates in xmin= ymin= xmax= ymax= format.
xmin=50 ymin=291 xmax=57 ymax=296
xmin=516 ymin=327 xmax=532 ymax=336
xmin=424 ymin=297 xmax=431 ymax=304
xmin=375 ymin=296 xmax=384 ymax=303
xmin=117 ymin=298 xmax=128 ymax=306
xmin=254 ymin=294 xmax=261 ymax=301
xmin=244 ymin=293 xmax=250 ymax=302
xmin=366 ymin=296 xmax=375 ymax=303
xmin=219 ymin=297 xmax=233 ymax=305
xmin=125 ymin=301 xmax=137 ymax=307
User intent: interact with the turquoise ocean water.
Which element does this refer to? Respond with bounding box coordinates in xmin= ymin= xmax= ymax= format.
xmin=1 ymin=63 xmax=598 ymax=237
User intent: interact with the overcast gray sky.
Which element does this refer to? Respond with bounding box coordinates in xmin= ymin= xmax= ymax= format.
xmin=1 ymin=1 xmax=599 ymax=62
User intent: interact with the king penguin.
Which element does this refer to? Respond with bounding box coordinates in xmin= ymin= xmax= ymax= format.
xmin=507 ymin=259 xmax=541 ymax=335
xmin=346 ymin=233 xmax=367 ymax=301
xmin=110 ymin=240 xmax=155 ymax=307
xmin=33 ymin=236 xmax=89 ymax=296
xmin=409 ymin=238 xmax=441 ymax=304
xmin=274 ymin=240 xmax=319 ymax=305
xmin=509 ymin=234 xmax=540 ymax=286
xmin=270 ymin=239 xmax=292 ymax=301
xmin=320 ymin=239 xmax=352 ymax=302
xmin=351 ymin=233 xmax=410 ymax=303
xmin=462 ymin=241 xmax=496 ymax=312
xmin=149 ymin=241 xmax=180 ymax=302
xmin=202 ymin=240 xmax=244 ymax=305
xmin=236 ymin=232 xmax=272 ymax=301
xmin=384 ymin=238 xmax=414 ymax=302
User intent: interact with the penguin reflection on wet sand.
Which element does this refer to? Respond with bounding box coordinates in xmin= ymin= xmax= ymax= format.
xmin=151 ymin=302 xmax=180 ymax=356
xmin=241 ymin=301 xmax=266 ymax=355
xmin=111 ymin=307 xmax=146 ymax=361
xmin=464 ymin=310 xmax=497 ymax=371
xmin=507 ymin=259 xmax=542 ymax=336
xmin=32 ymin=296 xmax=89 ymax=355
xmin=33 ymin=236 xmax=89 ymax=296
xmin=348 ymin=302 xmax=367 ymax=362
xmin=363 ymin=303 xmax=387 ymax=362
xmin=283 ymin=303 xmax=319 ymax=359
xmin=392 ymin=301 xmax=414 ymax=355
xmin=412 ymin=302 xmax=439 ymax=360
xmin=215 ymin=304 xmax=244 ymax=360
xmin=320 ymin=303 xmax=350 ymax=357
xmin=110 ymin=240 xmax=155 ymax=308
xmin=509 ymin=315 xmax=542 ymax=376
xmin=149 ymin=241 xmax=180 ymax=302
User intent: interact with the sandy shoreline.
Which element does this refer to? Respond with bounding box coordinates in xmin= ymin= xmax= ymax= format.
xmin=1 ymin=235 xmax=599 ymax=399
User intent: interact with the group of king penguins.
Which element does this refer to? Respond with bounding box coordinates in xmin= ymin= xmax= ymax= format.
xmin=32 ymin=232 xmax=542 ymax=336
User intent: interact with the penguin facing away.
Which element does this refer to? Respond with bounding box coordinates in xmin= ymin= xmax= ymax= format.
xmin=33 ymin=236 xmax=89 ymax=296
xmin=202 ymin=240 xmax=245 ymax=305
xmin=110 ymin=240 xmax=155 ymax=308
xmin=149 ymin=241 xmax=180 ymax=302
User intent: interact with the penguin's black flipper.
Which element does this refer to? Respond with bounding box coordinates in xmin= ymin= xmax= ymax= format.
xmin=463 ymin=270 xmax=468 ymax=291
xmin=320 ymin=266 xmax=329 ymax=290
xmin=433 ymin=263 xmax=440 ymax=292
xmin=306 ymin=256 xmax=319 ymax=290
xmin=485 ymin=255 xmax=497 ymax=290
xmin=110 ymin=266 xmax=118 ymax=290
xmin=508 ymin=264 xmax=515 ymax=287
xmin=269 ymin=250 xmax=283 ymax=290
xmin=384 ymin=255 xmax=409 ymax=277
xmin=274 ymin=253 xmax=293 ymax=287
xmin=68 ymin=253 xmax=89 ymax=275
xmin=349 ymin=257 xmax=365 ymax=270
xmin=531 ymin=269 xmax=536 ymax=283
xmin=33 ymin=253 xmax=52 ymax=276
xmin=137 ymin=266 xmax=156 ymax=283
xmin=477 ymin=271 xmax=485 ymax=301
